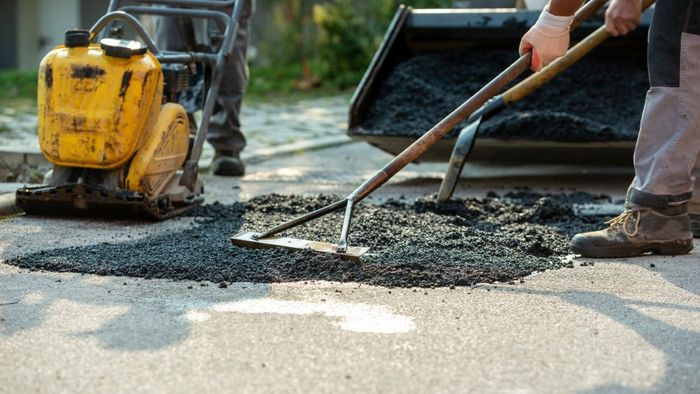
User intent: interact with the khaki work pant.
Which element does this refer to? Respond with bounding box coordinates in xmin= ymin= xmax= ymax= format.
xmin=155 ymin=0 xmax=255 ymax=154
xmin=628 ymin=0 xmax=700 ymax=212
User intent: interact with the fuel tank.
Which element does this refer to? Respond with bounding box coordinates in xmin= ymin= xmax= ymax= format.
xmin=38 ymin=33 xmax=163 ymax=169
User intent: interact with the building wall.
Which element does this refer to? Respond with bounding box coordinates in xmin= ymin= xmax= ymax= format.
xmin=37 ymin=0 xmax=80 ymax=60
xmin=0 ymin=0 xmax=18 ymax=69
xmin=13 ymin=0 xmax=105 ymax=70
xmin=17 ymin=0 xmax=39 ymax=70
xmin=81 ymin=0 xmax=110 ymax=30
xmin=16 ymin=0 xmax=80 ymax=70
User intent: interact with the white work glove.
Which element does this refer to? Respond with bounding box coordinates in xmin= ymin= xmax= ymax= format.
xmin=519 ymin=9 xmax=574 ymax=72
xmin=605 ymin=0 xmax=642 ymax=37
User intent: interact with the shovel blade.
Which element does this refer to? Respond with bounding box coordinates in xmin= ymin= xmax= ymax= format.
xmin=231 ymin=231 xmax=369 ymax=261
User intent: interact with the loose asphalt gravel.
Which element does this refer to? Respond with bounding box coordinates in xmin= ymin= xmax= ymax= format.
xmin=352 ymin=48 xmax=648 ymax=142
xmin=6 ymin=192 xmax=610 ymax=288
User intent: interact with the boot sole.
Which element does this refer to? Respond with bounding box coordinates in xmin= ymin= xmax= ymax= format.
xmin=690 ymin=215 xmax=700 ymax=238
xmin=692 ymin=227 xmax=700 ymax=239
xmin=571 ymin=240 xmax=694 ymax=259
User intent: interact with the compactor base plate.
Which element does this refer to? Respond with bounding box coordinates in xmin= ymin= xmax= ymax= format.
xmin=16 ymin=183 xmax=203 ymax=220
xmin=231 ymin=231 xmax=370 ymax=261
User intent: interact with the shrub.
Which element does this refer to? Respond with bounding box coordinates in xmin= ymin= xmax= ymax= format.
xmin=312 ymin=0 xmax=388 ymax=89
xmin=0 ymin=70 xmax=38 ymax=100
xmin=311 ymin=0 xmax=453 ymax=89
xmin=253 ymin=0 xmax=455 ymax=93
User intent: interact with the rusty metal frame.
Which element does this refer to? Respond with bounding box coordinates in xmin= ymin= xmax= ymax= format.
xmin=17 ymin=0 xmax=241 ymax=220
xmin=96 ymin=0 xmax=244 ymax=191
xmin=16 ymin=182 xmax=204 ymax=220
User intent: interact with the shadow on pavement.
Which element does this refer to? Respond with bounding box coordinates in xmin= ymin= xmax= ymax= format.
xmin=0 ymin=192 xmax=268 ymax=352
xmin=0 ymin=271 xmax=270 ymax=351
xmin=500 ymin=259 xmax=700 ymax=393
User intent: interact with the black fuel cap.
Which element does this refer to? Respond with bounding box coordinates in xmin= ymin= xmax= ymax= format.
xmin=65 ymin=30 xmax=90 ymax=48
xmin=100 ymin=38 xmax=148 ymax=59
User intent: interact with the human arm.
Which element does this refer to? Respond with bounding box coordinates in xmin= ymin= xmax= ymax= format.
xmin=518 ymin=0 xmax=584 ymax=71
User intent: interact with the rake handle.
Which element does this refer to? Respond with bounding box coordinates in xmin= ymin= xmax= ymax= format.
xmin=347 ymin=0 xmax=609 ymax=203
xmin=252 ymin=0 xmax=611 ymax=243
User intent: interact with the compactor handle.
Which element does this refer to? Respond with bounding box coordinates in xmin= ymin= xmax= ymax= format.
xmin=89 ymin=11 xmax=161 ymax=54
xmin=108 ymin=0 xmax=237 ymax=10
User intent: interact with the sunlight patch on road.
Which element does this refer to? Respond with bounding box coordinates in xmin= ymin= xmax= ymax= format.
xmin=23 ymin=291 xmax=45 ymax=304
xmin=184 ymin=310 xmax=212 ymax=323
xmin=192 ymin=298 xmax=416 ymax=334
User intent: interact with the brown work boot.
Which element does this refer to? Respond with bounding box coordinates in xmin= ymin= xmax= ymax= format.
xmin=212 ymin=150 xmax=245 ymax=177
xmin=570 ymin=206 xmax=693 ymax=258
xmin=691 ymin=213 xmax=700 ymax=238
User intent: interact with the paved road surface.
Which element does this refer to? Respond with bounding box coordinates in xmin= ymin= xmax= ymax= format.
xmin=2 ymin=142 xmax=699 ymax=393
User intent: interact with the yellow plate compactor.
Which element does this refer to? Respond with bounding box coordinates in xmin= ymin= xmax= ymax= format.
xmin=16 ymin=0 xmax=244 ymax=219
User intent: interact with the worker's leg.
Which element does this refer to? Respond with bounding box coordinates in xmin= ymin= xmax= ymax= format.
xmin=571 ymin=0 xmax=699 ymax=257
xmin=154 ymin=15 xmax=194 ymax=52
xmin=627 ymin=0 xmax=700 ymax=207
xmin=155 ymin=1 xmax=254 ymax=176
xmin=690 ymin=159 xmax=700 ymax=237
xmin=208 ymin=0 xmax=255 ymax=176
xmin=208 ymin=0 xmax=255 ymax=177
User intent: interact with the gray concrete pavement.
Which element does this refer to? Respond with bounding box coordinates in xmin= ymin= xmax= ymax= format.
xmin=2 ymin=254 xmax=699 ymax=393
xmin=2 ymin=142 xmax=699 ymax=393
xmin=205 ymin=141 xmax=636 ymax=205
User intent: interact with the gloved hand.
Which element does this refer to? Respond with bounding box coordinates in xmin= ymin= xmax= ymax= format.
xmin=519 ymin=9 xmax=574 ymax=72
xmin=605 ymin=0 xmax=642 ymax=36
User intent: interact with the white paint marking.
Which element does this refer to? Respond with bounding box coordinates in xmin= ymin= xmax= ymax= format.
xmin=204 ymin=299 xmax=415 ymax=334
xmin=184 ymin=311 xmax=212 ymax=323
xmin=23 ymin=292 xmax=45 ymax=304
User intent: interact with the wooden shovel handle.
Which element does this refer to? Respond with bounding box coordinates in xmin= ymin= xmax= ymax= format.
xmin=504 ymin=0 xmax=656 ymax=104
xmin=347 ymin=0 xmax=612 ymax=203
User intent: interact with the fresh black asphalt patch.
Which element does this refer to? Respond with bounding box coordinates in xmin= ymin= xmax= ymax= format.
xmin=352 ymin=48 xmax=648 ymax=142
xmin=6 ymin=192 xmax=610 ymax=288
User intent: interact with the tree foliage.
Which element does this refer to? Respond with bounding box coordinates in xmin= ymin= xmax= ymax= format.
xmin=255 ymin=0 xmax=452 ymax=90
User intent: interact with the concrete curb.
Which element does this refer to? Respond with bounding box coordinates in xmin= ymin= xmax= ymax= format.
xmin=0 ymin=148 xmax=47 ymax=168
xmin=242 ymin=135 xmax=354 ymax=165
xmin=0 ymin=192 xmax=20 ymax=216
xmin=1 ymin=135 xmax=353 ymax=172
xmin=0 ymin=182 xmax=25 ymax=194
xmin=0 ymin=134 xmax=353 ymax=197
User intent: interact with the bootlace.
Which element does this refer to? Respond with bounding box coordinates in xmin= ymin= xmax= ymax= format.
xmin=605 ymin=210 xmax=641 ymax=237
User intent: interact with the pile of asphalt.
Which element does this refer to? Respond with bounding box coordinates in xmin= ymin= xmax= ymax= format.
xmin=352 ymin=48 xmax=648 ymax=142
xmin=7 ymin=192 xmax=610 ymax=288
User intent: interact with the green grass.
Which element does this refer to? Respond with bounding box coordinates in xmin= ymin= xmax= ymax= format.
xmin=0 ymin=65 xmax=352 ymax=107
xmin=246 ymin=86 xmax=352 ymax=104
xmin=248 ymin=63 xmax=308 ymax=95
xmin=246 ymin=63 xmax=353 ymax=102
xmin=0 ymin=70 xmax=37 ymax=101
xmin=0 ymin=71 xmax=36 ymax=136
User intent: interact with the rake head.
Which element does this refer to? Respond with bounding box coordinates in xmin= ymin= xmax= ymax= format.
xmin=231 ymin=231 xmax=370 ymax=260
xmin=230 ymin=198 xmax=369 ymax=260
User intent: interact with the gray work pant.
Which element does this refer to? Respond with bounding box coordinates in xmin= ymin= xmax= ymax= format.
xmin=627 ymin=0 xmax=700 ymax=211
xmin=155 ymin=0 xmax=255 ymax=154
